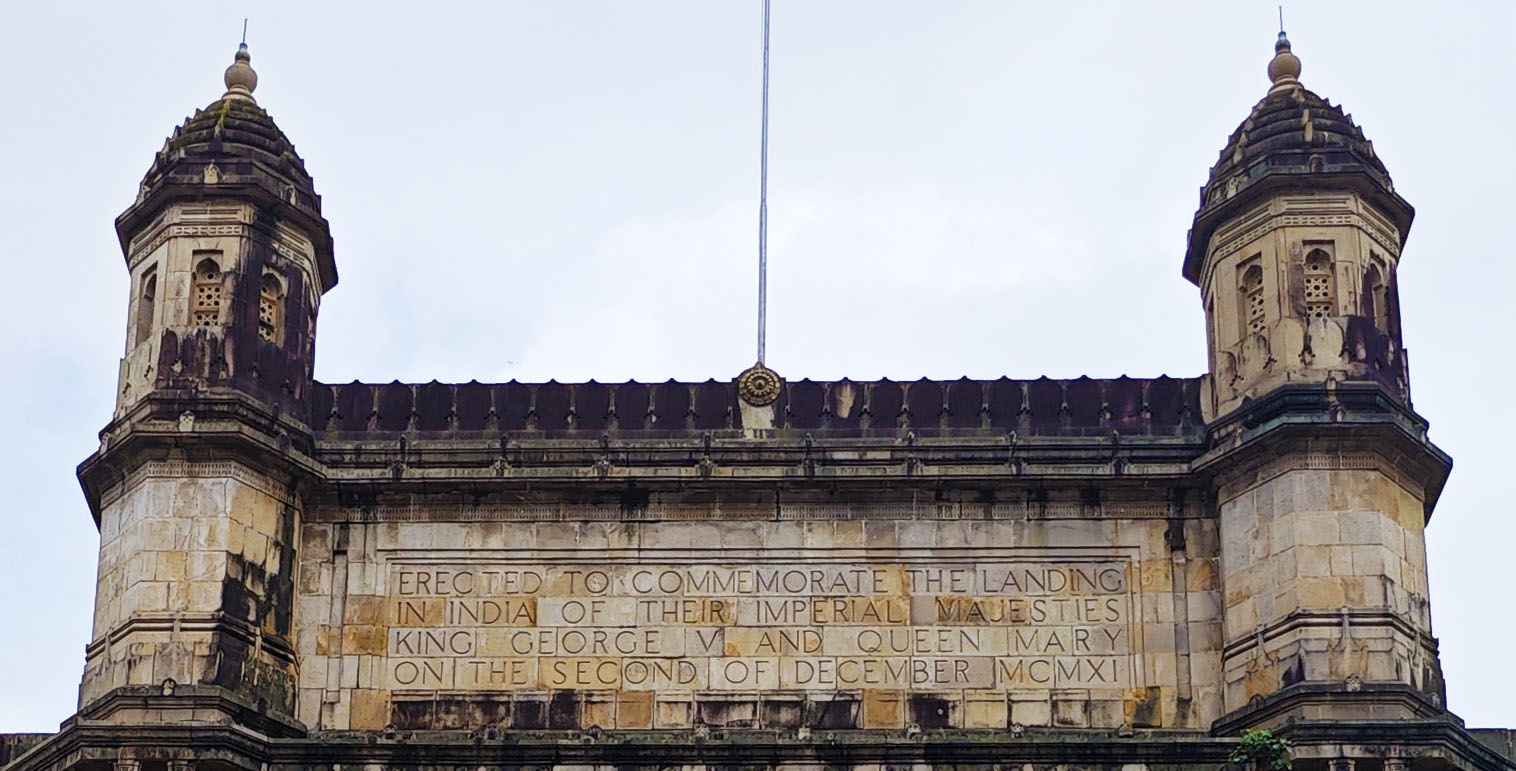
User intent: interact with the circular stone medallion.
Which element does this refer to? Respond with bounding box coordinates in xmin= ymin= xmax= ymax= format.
xmin=737 ymin=363 xmax=782 ymax=407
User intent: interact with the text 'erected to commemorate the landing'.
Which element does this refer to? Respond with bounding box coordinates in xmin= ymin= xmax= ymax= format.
xmin=381 ymin=561 xmax=1135 ymax=693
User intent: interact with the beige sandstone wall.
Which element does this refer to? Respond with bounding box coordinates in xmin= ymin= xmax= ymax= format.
xmin=83 ymin=460 xmax=301 ymax=716
xmin=1216 ymin=451 xmax=1437 ymax=713
xmin=294 ymin=512 xmax=1224 ymax=732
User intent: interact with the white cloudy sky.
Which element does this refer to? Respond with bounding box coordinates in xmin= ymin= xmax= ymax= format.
xmin=1 ymin=1 xmax=1512 ymax=732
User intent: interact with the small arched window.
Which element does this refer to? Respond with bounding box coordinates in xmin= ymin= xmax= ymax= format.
xmin=134 ymin=269 xmax=157 ymax=345
xmin=258 ymin=273 xmax=285 ymax=343
xmin=192 ymin=256 xmax=224 ymax=327
xmin=1303 ymin=248 xmax=1336 ymax=320
xmin=1365 ymin=262 xmax=1389 ymax=331
xmin=1239 ymin=263 xmax=1265 ymax=337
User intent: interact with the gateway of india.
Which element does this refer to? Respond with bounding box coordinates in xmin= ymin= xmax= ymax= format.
xmin=3 ymin=23 xmax=1514 ymax=771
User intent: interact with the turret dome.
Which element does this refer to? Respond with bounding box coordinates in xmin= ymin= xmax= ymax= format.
xmin=118 ymin=43 xmax=335 ymax=292
xmin=1182 ymin=33 xmax=1412 ymax=284
xmin=137 ymin=98 xmax=319 ymax=211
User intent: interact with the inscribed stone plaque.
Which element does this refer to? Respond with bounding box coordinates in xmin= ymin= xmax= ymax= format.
xmin=380 ymin=556 xmax=1136 ymax=695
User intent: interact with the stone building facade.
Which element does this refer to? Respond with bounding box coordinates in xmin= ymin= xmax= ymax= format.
xmin=3 ymin=30 xmax=1513 ymax=771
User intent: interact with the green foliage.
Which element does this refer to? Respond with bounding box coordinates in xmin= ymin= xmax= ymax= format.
xmin=1228 ymin=727 xmax=1292 ymax=770
xmin=214 ymin=98 xmax=233 ymax=137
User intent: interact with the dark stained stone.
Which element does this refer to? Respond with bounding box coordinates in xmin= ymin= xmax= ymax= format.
xmin=497 ymin=382 xmax=531 ymax=430
xmin=1027 ymin=377 xmax=1064 ymax=432
xmin=576 ymin=381 xmax=612 ymax=432
xmin=307 ymin=376 xmax=1211 ymax=438
xmin=827 ymin=379 xmax=863 ymax=430
xmin=376 ymin=382 xmax=412 ymax=432
xmin=652 ymin=381 xmax=691 ymax=431
xmin=693 ymin=379 xmax=732 ymax=431
xmin=615 ymin=382 xmax=651 ymax=431
xmin=1066 ymin=376 xmax=1103 ymax=429
xmin=415 ymin=381 xmax=453 ymax=432
xmin=987 ymin=377 xmax=1024 ymax=429
xmin=455 ymin=381 xmax=491 ymax=430
xmin=787 ymin=380 xmax=825 ymax=430
xmin=905 ymin=379 xmax=944 ymax=430
xmin=1108 ymin=376 xmax=1146 ymax=431
xmin=535 ymin=381 xmax=571 ymax=432
xmin=1148 ymin=376 xmax=1185 ymax=426
xmin=866 ymin=380 xmax=904 ymax=431
xmin=309 ymin=383 xmax=335 ymax=430
xmin=945 ymin=378 xmax=983 ymax=429
xmin=335 ymin=381 xmax=372 ymax=432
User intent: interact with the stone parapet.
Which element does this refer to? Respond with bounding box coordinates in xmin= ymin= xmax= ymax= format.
xmin=307 ymin=376 xmax=1204 ymax=439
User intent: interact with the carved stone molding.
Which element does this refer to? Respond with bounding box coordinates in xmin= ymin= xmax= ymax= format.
xmin=1215 ymin=449 xmax=1422 ymax=505
xmin=99 ymin=459 xmax=294 ymax=509
xmin=125 ymin=204 xmax=321 ymax=303
xmin=1200 ymin=194 xmax=1402 ymax=293
xmin=306 ymin=497 xmax=1203 ymax=524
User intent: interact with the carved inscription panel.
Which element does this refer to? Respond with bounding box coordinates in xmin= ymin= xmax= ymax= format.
xmin=381 ymin=557 xmax=1136 ymax=694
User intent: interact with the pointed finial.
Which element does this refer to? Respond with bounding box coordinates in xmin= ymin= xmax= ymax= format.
xmin=1267 ymin=18 xmax=1301 ymax=93
xmin=222 ymin=27 xmax=258 ymax=104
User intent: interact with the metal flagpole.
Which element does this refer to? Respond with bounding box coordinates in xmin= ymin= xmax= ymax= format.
xmin=757 ymin=0 xmax=771 ymax=365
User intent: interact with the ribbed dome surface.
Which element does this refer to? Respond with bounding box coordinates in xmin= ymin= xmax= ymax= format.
xmin=1199 ymin=85 xmax=1390 ymax=211
xmin=1182 ymin=38 xmax=1415 ymax=285
xmin=117 ymin=45 xmax=337 ymax=293
xmin=138 ymin=96 xmax=320 ymax=213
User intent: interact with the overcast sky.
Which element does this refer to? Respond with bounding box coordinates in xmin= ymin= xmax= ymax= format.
xmin=1 ymin=1 xmax=1512 ymax=732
